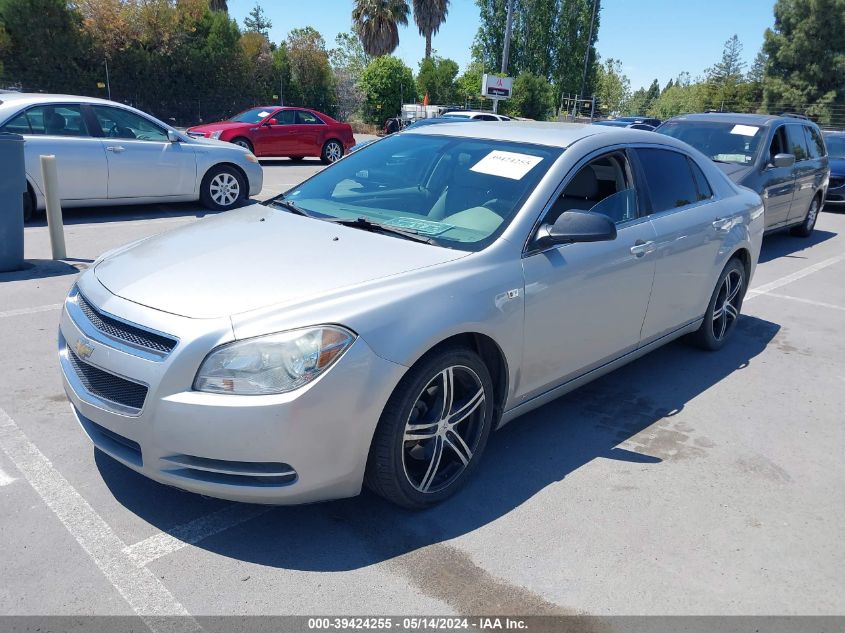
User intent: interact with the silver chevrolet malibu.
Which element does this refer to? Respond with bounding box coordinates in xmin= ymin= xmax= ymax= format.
xmin=59 ymin=122 xmax=764 ymax=509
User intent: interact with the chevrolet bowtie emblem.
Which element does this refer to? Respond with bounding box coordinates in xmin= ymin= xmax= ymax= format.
xmin=75 ymin=338 xmax=95 ymax=360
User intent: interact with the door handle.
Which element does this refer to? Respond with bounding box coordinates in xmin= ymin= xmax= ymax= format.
xmin=105 ymin=146 xmax=126 ymax=153
xmin=630 ymin=240 xmax=656 ymax=257
xmin=712 ymin=217 xmax=732 ymax=231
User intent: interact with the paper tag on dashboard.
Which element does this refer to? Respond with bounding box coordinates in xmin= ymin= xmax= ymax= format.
xmin=470 ymin=151 xmax=544 ymax=180
xmin=730 ymin=124 xmax=759 ymax=136
xmin=258 ymin=111 xmax=271 ymax=118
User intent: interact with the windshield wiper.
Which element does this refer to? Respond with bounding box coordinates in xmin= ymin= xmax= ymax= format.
xmin=266 ymin=198 xmax=314 ymax=218
xmin=326 ymin=217 xmax=436 ymax=244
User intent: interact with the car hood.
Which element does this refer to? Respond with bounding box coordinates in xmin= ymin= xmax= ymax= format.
xmin=94 ymin=204 xmax=467 ymax=319
xmin=714 ymin=161 xmax=754 ymax=183
xmin=829 ymin=158 xmax=845 ymax=176
xmin=187 ymin=121 xmax=251 ymax=133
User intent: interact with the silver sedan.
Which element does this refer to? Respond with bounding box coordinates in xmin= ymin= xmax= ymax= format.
xmin=0 ymin=93 xmax=263 ymax=220
xmin=58 ymin=122 xmax=764 ymax=509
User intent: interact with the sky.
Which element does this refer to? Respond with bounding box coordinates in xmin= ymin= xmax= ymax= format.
xmin=228 ymin=0 xmax=777 ymax=91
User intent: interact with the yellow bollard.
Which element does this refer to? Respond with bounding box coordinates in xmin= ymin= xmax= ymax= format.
xmin=40 ymin=154 xmax=66 ymax=260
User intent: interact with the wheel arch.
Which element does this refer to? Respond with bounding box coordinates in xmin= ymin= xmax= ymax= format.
xmin=199 ymin=161 xmax=249 ymax=191
xmin=729 ymin=246 xmax=752 ymax=282
xmin=404 ymin=332 xmax=510 ymax=428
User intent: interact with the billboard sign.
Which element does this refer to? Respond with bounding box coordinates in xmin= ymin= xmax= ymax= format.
xmin=482 ymin=74 xmax=512 ymax=99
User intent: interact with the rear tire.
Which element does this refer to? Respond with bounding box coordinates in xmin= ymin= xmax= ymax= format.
xmin=689 ymin=258 xmax=746 ymax=351
xmin=365 ymin=347 xmax=494 ymax=509
xmin=320 ymin=139 xmax=343 ymax=164
xmin=22 ymin=188 xmax=34 ymax=223
xmin=791 ymin=195 xmax=820 ymax=237
xmin=231 ymin=137 xmax=253 ymax=153
xmin=199 ymin=165 xmax=246 ymax=211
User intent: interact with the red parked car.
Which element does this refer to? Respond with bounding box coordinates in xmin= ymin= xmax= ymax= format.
xmin=187 ymin=106 xmax=354 ymax=164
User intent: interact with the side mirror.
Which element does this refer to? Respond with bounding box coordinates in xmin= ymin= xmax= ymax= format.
xmin=167 ymin=130 xmax=181 ymax=143
xmin=265 ymin=118 xmax=279 ymax=126
xmin=535 ymin=210 xmax=617 ymax=248
xmin=771 ymin=153 xmax=795 ymax=168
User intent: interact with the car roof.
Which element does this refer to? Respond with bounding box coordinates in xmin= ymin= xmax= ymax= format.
xmin=404 ymin=120 xmax=688 ymax=150
xmin=0 ymin=93 xmax=122 ymax=108
xmin=665 ymin=111 xmax=818 ymax=127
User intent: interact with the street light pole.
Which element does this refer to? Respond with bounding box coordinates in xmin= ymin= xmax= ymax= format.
xmin=104 ymin=58 xmax=112 ymax=101
xmin=576 ymin=0 xmax=599 ymax=119
xmin=495 ymin=0 xmax=514 ymax=114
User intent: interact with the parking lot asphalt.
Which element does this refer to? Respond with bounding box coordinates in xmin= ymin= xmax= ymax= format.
xmin=1 ymin=161 xmax=843 ymax=621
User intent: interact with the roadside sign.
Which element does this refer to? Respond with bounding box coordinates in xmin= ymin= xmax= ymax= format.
xmin=482 ymin=74 xmax=512 ymax=99
xmin=97 ymin=82 xmax=106 ymax=89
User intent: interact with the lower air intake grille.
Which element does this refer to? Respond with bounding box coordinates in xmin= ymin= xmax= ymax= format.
xmin=67 ymin=349 xmax=148 ymax=411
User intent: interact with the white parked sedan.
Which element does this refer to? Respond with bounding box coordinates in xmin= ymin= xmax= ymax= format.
xmin=0 ymin=93 xmax=263 ymax=220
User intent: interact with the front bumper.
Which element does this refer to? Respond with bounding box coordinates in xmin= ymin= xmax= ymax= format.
xmin=58 ymin=273 xmax=405 ymax=504
xmin=243 ymin=159 xmax=264 ymax=197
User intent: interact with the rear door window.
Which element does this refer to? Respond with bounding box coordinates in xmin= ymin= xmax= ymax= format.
xmin=276 ymin=110 xmax=296 ymax=124
xmin=635 ymin=148 xmax=699 ymax=213
xmin=295 ymin=110 xmax=324 ymax=125
xmin=687 ymin=158 xmax=713 ymax=201
xmin=804 ymin=125 xmax=825 ymax=159
xmin=1 ymin=105 xmax=90 ymax=136
xmin=786 ymin=124 xmax=809 ymax=161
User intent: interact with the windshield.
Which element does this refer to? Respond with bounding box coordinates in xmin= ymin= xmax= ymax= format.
xmin=825 ymin=135 xmax=845 ymax=159
xmin=658 ymin=120 xmax=764 ymax=165
xmin=277 ymin=134 xmax=561 ymax=251
xmin=229 ymin=107 xmax=276 ymax=124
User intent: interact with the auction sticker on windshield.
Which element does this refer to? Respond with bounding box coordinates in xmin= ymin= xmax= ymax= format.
xmin=730 ymin=124 xmax=760 ymax=136
xmin=471 ymin=150 xmax=544 ymax=180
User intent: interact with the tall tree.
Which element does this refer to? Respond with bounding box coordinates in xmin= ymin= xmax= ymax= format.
xmin=763 ymin=0 xmax=845 ymax=123
xmin=243 ymin=2 xmax=271 ymax=38
xmin=209 ymin=0 xmax=227 ymax=11
xmin=285 ymin=27 xmax=336 ymax=115
xmin=416 ymin=55 xmax=458 ymax=104
xmin=0 ymin=0 xmax=92 ymax=93
xmin=594 ymin=57 xmax=630 ymax=116
xmin=507 ymin=71 xmax=553 ymax=119
xmin=0 ymin=22 xmax=10 ymax=80
xmin=359 ymin=54 xmax=415 ymax=122
xmin=707 ymin=34 xmax=745 ymax=84
xmin=329 ymin=32 xmax=370 ymax=120
xmin=412 ymin=0 xmax=449 ymax=60
xmin=352 ymin=0 xmax=410 ymax=57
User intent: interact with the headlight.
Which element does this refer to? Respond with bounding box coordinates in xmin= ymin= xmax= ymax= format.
xmin=211 ymin=131 xmax=223 ymax=140
xmin=194 ymin=326 xmax=355 ymax=395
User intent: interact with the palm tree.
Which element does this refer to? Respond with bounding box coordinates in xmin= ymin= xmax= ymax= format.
xmin=413 ymin=0 xmax=449 ymax=60
xmin=209 ymin=0 xmax=228 ymax=12
xmin=352 ymin=0 xmax=410 ymax=57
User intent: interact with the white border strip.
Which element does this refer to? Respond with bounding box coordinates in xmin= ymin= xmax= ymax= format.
xmin=0 ymin=304 xmax=63 ymax=319
xmin=0 ymin=407 xmax=201 ymax=633
xmin=747 ymin=254 xmax=845 ymax=300
xmin=0 ymin=466 xmax=15 ymax=486
xmin=762 ymin=292 xmax=845 ymax=312
xmin=124 ymin=503 xmax=271 ymax=567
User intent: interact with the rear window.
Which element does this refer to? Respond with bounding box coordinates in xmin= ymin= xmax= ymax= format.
xmin=0 ymin=105 xmax=90 ymax=136
xmin=786 ymin=124 xmax=809 ymax=161
xmin=804 ymin=125 xmax=825 ymax=159
xmin=635 ymin=148 xmax=699 ymax=212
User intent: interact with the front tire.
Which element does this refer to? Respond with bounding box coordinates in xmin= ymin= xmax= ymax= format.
xmin=791 ymin=195 xmax=820 ymax=237
xmin=321 ymin=139 xmax=343 ymax=164
xmin=199 ymin=165 xmax=246 ymax=211
xmin=231 ymin=137 xmax=253 ymax=153
xmin=365 ymin=347 xmax=495 ymax=509
xmin=689 ymin=258 xmax=746 ymax=351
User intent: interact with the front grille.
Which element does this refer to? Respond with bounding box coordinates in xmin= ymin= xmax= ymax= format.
xmin=67 ymin=349 xmax=148 ymax=411
xmin=77 ymin=292 xmax=177 ymax=354
xmin=830 ymin=177 xmax=844 ymax=189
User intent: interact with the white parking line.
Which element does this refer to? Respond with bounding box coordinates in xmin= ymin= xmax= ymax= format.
xmin=0 ymin=466 xmax=15 ymax=486
xmin=747 ymin=254 xmax=845 ymax=300
xmin=761 ymin=292 xmax=845 ymax=312
xmin=0 ymin=304 xmax=63 ymax=319
xmin=124 ymin=503 xmax=272 ymax=567
xmin=0 ymin=407 xmax=201 ymax=633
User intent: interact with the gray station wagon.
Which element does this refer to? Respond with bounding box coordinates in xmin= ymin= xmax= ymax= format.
xmin=657 ymin=113 xmax=829 ymax=237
